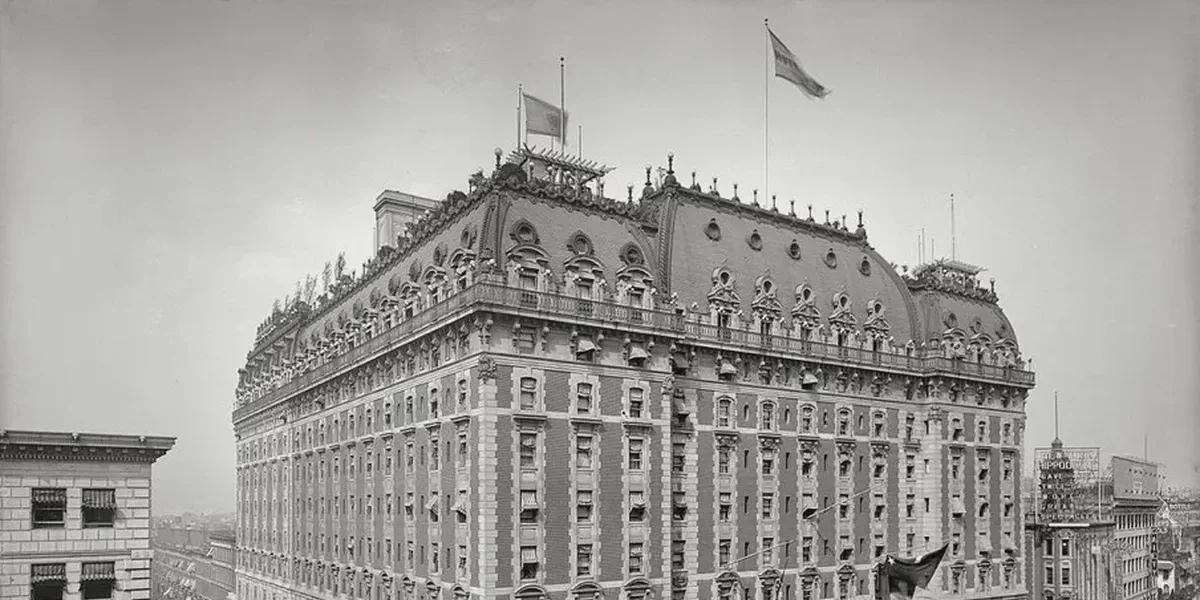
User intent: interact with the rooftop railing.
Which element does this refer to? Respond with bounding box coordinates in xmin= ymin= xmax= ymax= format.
xmin=235 ymin=277 xmax=1034 ymax=421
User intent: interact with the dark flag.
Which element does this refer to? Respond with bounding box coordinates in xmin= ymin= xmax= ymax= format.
xmin=768 ymin=28 xmax=831 ymax=99
xmin=876 ymin=544 xmax=948 ymax=600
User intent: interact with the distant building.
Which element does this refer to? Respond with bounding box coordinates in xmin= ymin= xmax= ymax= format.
xmin=1156 ymin=560 xmax=1176 ymax=595
xmin=1023 ymin=441 xmax=1164 ymax=600
xmin=151 ymin=525 xmax=237 ymax=600
xmin=232 ymin=148 xmax=1037 ymax=600
xmin=0 ymin=429 xmax=175 ymax=600
xmin=1109 ymin=456 xmax=1163 ymax=600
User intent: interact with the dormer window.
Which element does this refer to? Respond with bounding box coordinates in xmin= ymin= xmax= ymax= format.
xmin=576 ymin=335 xmax=596 ymax=362
xmin=628 ymin=342 xmax=649 ymax=368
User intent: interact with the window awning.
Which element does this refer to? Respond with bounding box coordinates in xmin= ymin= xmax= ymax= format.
xmin=719 ymin=360 xmax=738 ymax=376
xmin=630 ymin=492 xmax=646 ymax=508
xmin=521 ymin=491 xmax=538 ymax=509
xmin=32 ymin=489 xmax=66 ymax=504
xmin=629 ymin=346 xmax=649 ymax=361
xmin=81 ymin=562 xmax=115 ymax=582
xmin=426 ymin=497 xmax=439 ymax=511
xmin=801 ymin=372 xmax=819 ymax=386
xmin=82 ymin=489 xmax=116 ymax=509
xmin=576 ymin=339 xmax=596 ymax=354
xmin=577 ymin=491 xmax=593 ymax=505
xmin=951 ymin=496 xmax=966 ymax=515
xmin=671 ymin=352 xmax=690 ymax=368
xmin=453 ymin=495 xmax=469 ymax=514
xmin=521 ymin=548 xmax=538 ymax=563
xmin=31 ymin=564 xmax=66 ymax=584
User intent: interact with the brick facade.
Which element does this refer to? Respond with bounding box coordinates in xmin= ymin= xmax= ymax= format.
xmin=232 ymin=150 xmax=1035 ymax=600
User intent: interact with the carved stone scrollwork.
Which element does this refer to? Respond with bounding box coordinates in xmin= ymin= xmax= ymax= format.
xmin=799 ymin=439 xmax=819 ymax=458
xmin=672 ymin=573 xmax=688 ymax=588
xmin=870 ymin=442 xmax=890 ymax=459
xmin=477 ymin=355 xmax=497 ymax=382
xmin=836 ymin=441 xmax=855 ymax=459
xmin=716 ymin=434 xmax=739 ymax=450
xmin=759 ymin=437 xmax=782 ymax=452
xmin=661 ymin=374 xmax=675 ymax=400
xmin=928 ymin=407 xmax=945 ymax=422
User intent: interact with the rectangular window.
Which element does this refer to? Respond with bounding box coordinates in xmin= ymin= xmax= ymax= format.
xmin=719 ymin=492 xmax=732 ymax=522
xmin=629 ymin=490 xmax=646 ymax=521
xmin=762 ymin=449 xmax=775 ymax=475
xmin=762 ymin=493 xmax=774 ymax=520
xmin=628 ymin=388 xmax=644 ymax=418
xmin=31 ymin=489 xmax=66 ymax=529
xmin=762 ymin=538 xmax=774 ymax=564
xmin=577 ymin=544 xmax=593 ymax=577
xmin=458 ymin=432 xmax=468 ymax=467
xmin=577 ymin=490 xmax=593 ymax=522
xmin=628 ymin=438 xmax=644 ymax=470
xmin=672 ymin=442 xmax=686 ymax=473
xmin=576 ymin=435 xmax=594 ymax=469
xmin=576 ymin=383 xmax=593 ymax=414
xmin=520 ymin=546 xmax=539 ymax=580
xmin=1061 ymin=539 xmax=1070 ymax=557
xmin=718 ymin=447 xmax=731 ymax=474
xmin=802 ymin=537 xmax=813 ymax=563
xmin=520 ymin=489 xmax=539 ymax=523
xmin=672 ymin=540 xmax=685 ymax=570
xmin=81 ymin=489 xmax=116 ymax=528
xmin=458 ymin=544 xmax=468 ymax=578
xmin=629 ymin=543 xmax=644 ymax=574
xmin=519 ymin=433 xmax=537 ymax=468
xmin=31 ymin=563 xmax=67 ymax=600
xmin=719 ymin=539 xmax=731 ymax=565
xmin=519 ymin=378 xmax=537 ymax=411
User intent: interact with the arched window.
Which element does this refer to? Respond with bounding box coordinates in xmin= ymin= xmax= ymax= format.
xmin=800 ymin=405 xmax=815 ymax=433
xmin=837 ymin=409 xmax=852 ymax=436
xmin=717 ymin=397 xmax=732 ymax=428
xmin=761 ymin=403 xmax=776 ymax=430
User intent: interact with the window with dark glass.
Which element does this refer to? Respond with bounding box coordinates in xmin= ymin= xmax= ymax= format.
xmin=31 ymin=489 xmax=66 ymax=529
xmin=31 ymin=564 xmax=66 ymax=600
xmin=81 ymin=489 xmax=116 ymax=528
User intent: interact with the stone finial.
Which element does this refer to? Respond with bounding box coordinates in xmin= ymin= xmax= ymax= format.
xmin=857 ymin=210 xmax=864 ymax=228
xmin=752 ymin=189 xmax=760 ymax=206
xmin=712 ymin=177 xmax=719 ymax=195
xmin=627 ymin=184 xmax=634 ymax=201
xmin=772 ymin=194 xmax=778 ymax=212
xmin=645 ymin=166 xmax=652 ymax=185
xmin=733 ymin=183 xmax=740 ymax=201
xmin=808 ymin=204 xmax=814 ymax=220
xmin=824 ymin=209 xmax=830 ymax=225
xmin=691 ymin=171 xmax=697 ymax=187
xmin=842 ymin=215 xmax=847 ymax=229
xmin=990 ymin=278 xmax=996 ymax=292
xmin=789 ymin=198 xmax=796 ymax=216
xmin=667 ymin=153 xmax=675 ymax=174
xmin=494 ymin=147 xmax=503 ymax=169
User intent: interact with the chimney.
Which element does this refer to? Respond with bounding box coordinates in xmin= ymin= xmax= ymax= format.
xmin=374 ymin=190 xmax=440 ymax=252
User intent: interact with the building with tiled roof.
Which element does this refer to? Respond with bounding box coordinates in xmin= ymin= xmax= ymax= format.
xmin=232 ymin=147 xmax=1036 ymax=600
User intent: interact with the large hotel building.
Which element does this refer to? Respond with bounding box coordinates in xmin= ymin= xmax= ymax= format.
xmin=232 ymin=148 xmax=1036 ymax=600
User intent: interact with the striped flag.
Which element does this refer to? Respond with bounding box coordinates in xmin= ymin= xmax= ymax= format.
xmin=769 ymin=28 xmax=830 ymax=99
xmin=523 ymin=93 xmax=568 ymax=142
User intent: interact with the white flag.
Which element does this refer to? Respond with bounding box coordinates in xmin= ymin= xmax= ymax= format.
xmin=523 ymin=93 xmax=568 ymax=142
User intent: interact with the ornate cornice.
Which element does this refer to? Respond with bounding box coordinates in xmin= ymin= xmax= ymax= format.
xmin=0 ymin=441 xmax=173 ymax=464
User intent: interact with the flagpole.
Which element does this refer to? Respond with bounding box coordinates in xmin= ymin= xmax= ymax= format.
xmin=560 ymin=56 xmax=566 ymax=151
xmin=764 ymin=18 xmax=770 ymax=206
xmin=517 ymin=83 xmax=523 ymax=149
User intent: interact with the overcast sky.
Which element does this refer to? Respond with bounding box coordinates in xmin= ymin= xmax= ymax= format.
xmin=1 ymin=0 xmax=1196 ymax=514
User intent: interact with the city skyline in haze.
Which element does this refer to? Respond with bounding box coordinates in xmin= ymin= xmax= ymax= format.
xmin=1 ymin=0 xmax=1195 ymax=514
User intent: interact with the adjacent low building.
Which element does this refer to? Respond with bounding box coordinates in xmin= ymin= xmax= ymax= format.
xmin=0 ymin=429 xmax=175 ymax=600
xmin=151 ymin=525 xmax=237 ymax=600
